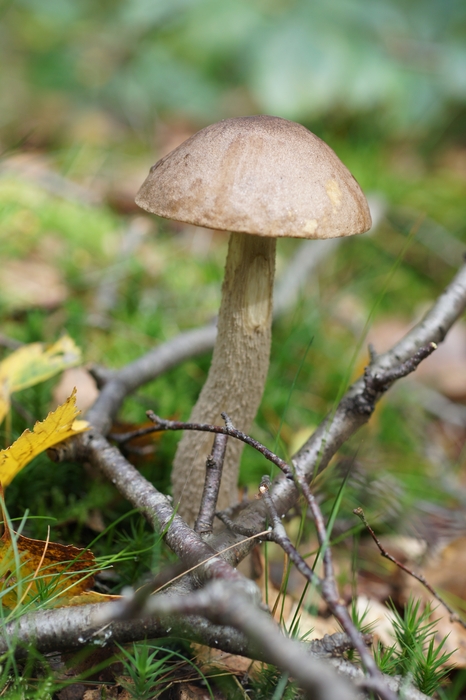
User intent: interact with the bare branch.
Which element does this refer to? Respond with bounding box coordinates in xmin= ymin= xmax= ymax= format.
xmin=195 ymin=433 xmax=228 ymax=534
xmin=24 ymin=260 xmax=466 ymax=692
xmin=330 ymin=658 xmax=430 ymax=700
xmin=0 ymin=593 xmax=429 ymax=699
xmin=293 ymin=263 xmax=466 ymax=481
xmin=115 ymin=580 xmax=358 ymax=700
xmin=260 ymin=476 xmax=321 ymax=589
xmin=0 ymin=598 xmax=249 ymax=658
xmin=48 ymin=429 xmax=244 ymax=585
xmin=87 ymin=324 xmax=217 ymax=434
xmin=87 ymin=217 xmax=151 ymax=329
xmin=144 ymin=411 xmax=294 ymax=479
xmin=354 ymin=343 xmax=437 ymax=416
xmin=216 ymin=503 xmax=264 ymax=537
xmin=261 ymin=477 xmax=398 ymax=700
xmin=308 ymin=632 xmax=372 ymax=658
xmin=354 ymin=507 xmax=465 ymax=628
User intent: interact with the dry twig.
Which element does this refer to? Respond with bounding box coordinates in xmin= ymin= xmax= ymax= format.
xmin=195 ymin=433 xmax=229 ymax=534
xmin=260 ymin=477 xmax=398 ymax=700
xmin=354 ymin=507 xmax=465 ymax=627
xmin=4 ymin=260 xmax=466 ymax=700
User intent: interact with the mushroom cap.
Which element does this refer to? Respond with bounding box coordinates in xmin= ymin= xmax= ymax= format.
xmin=136 ymin=115 xmax=371 ymax=239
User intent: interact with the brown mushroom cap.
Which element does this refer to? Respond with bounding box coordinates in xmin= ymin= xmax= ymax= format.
xmin=136 ymin=115 xmax=371 ymax=239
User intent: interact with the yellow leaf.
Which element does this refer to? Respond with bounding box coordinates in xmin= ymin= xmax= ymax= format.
xmin=0 ymin=489 xmax=100 ymax=609
xmin=64 ymin=591 xmax=121 ymax=607
xmin=0 ymin=530 xmax=97 ymax=610
xmin=0 ymin=495 xmax=120 ymax=609
xmin=0 ymin=389 xmax=89 ymax=487
xmin=0 ymin=336 xmax=82 ymax=424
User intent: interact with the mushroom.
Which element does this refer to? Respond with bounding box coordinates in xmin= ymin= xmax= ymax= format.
xmin=136 ymin=115 xmax=371 ymax=525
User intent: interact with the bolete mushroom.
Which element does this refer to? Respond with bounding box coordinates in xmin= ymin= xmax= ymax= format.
xmin=136 ymin=115 xmax=371 ymax=525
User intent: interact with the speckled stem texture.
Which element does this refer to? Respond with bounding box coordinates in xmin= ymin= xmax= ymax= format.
xmin=172 ymin=232 xmax=276 ymax=524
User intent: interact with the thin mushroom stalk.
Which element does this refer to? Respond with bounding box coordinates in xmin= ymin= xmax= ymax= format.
xmin=172 ymin=232 xmax=275 ymax=517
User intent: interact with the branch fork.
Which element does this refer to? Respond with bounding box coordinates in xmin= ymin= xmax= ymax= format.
xmin=7 ymin=261 xmax=466 ymax=700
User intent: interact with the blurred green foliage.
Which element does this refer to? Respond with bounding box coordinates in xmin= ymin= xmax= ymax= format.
xmin=1 ymin=0 xmax=466 ymax=146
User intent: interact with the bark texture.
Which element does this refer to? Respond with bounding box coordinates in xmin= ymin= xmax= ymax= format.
xmin=172 ymin=232 xmax=276 ymax=524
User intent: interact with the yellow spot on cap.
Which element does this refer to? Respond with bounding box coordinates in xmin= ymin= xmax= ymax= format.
xmin=303 ymin=219 xmax=318 ymax=235
xmin=326 ymin=180 xmax=342 ymax=209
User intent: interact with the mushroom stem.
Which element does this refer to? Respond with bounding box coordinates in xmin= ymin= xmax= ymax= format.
xmin=172 ymin=232 xmax=276 ymax=525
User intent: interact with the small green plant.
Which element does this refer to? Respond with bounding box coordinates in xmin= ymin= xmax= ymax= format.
xmin=117 ymin=642 xmax=175 ymax=699
xmin=349 ymin=598 xmax=377 ymax=636
xmin=116 ymin=642 xmax=215 ymax=699
xmin=374 ymin=597 xmax=454 ymax=695
xmin=0 ymin=644 xmax=55 ymax=700
xmin=249 ymin=665 xmax=300 ymax=700
xmin=112 ymin=517 xmax=166 ymax=588
xmin=342 ymin=598 xmax=377 ymax=663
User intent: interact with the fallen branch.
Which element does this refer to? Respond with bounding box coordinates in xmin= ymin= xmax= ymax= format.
xmin=354 ymin=507 xmax=465 ymax=628
xmin=49 ymin=430 xmax=245 ymax=586
xmin=140 ymin=411 xmax=294 ymax=479
xmin=136 ymin=580 xmax=357 ymax=700
xmin=195 ymin=433 xmax=228 ymax=534
xmin=5 ymin=261 xmax=466 ymax=699
xmin=87 ymin=324 xmax=217 ymax=434
xmin=0 ymin=594 xmax=429 ymax=700
xmin=261 ymin=476 xmax=398 ymax=700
